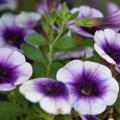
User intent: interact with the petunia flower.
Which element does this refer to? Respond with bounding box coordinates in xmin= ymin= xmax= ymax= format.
xmin=15 ymin=12 xmax=41 ymax=28
xmin=94 ymin=29 xmax=120 ymax=68
xmin=0 ymin=14 xmax=34 ymax=49
xmin=0 ymin=0 xmax=16 ymax=10
xmin=19 ymin=78 xmax=71 ymax=115
xmin=107 ymin=2 xmax=119 ymax=14
xmin=0 ymin=47 xmax=32 ymax=91
xmin=95 ymin=2 xmax=120 ymax=32
xmin=66 ymin=6 xmax=103 ymax=38
xmin=79 ymin=115 xmax=97 ymax=120
xmin=56 ymin=60 xmax=119 ymax=115
xmin=100 ymin=2 xmax=120 ymax=31
xmin=37 ymin=0 xmax=60 ymax=14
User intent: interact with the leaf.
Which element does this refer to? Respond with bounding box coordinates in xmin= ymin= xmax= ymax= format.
xmin=0 ymin=102 xmax=27 ymax=120
xmin=50 ymin=62 xmax=63 ymax=78
xmin=21 ymin=44 xmax=47 ymax=65
xmin=61 ymin=2 xmax=68 ymax=19
xmin=55 ymin=36 xmax=76 ymax=50
xmin=32 ymin=62 xmax=46 ymax=77
xmin=25 ymin=32 xmax=47 ymax=46
xmin=75 ymin=17 xmax=95 ymax=27
xmin=80 ymin=38 xmax=94 ymax=47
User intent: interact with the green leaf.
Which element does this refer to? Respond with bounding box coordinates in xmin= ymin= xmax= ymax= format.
xmin=25 ymin=32 xmax=47 ymax=46
xmin=48 ymin=10 xmax=57 ymax=25
xmin=33 ymin=62 xmax=46 ymax=77
xmin=0 ymin=102 xmax=27 ymax=120
xmin=61 ymin=2 xmax=67 ymax=17
xmin=21 ymin=44 xmax=47 ymax=65
xmin=75 ymin=17 xmax=95 ymax=27
xmin=55 ymin=36 xmax=76 ymax=50
xmin=66 ymin=11 xmax=79 ymax=22
xmin=50 ymin=62 xmax=63 ymax=78
xmin=80 ymin=38 xmax=94 ymax=47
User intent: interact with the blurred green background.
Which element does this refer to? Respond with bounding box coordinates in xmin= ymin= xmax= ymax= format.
xmin=16 ymin=0 xmax=120 ymax=13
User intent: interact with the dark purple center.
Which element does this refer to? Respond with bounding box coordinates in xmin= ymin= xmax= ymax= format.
xmin=78 ymin=115 xmax=97 ymax=120
xmin=36 ymin=79 xmax=68 ymax=99
xmin=70 ymin=71 xmax=106 ymax=98
xmin=102 ymin=42 xmax=120 ymax=64
xmin=0 ymin=62 xmax=19 ymax=84
xmin=3 ymin=28 xmax=25 ymax=48
xmin=0 ymin=0 xmax=7 ymax=4
xmin=81 ymin=26 xmax=99 ymax=35
xmin=85 ymin=115 xmax=97 ymax=120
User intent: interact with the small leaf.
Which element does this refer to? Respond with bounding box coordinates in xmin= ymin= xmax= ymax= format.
xmin=25 ymin=32 xmax=47 ymax=46
xmin=55 ymin=36 xmax=76 ymax=50
xmin=21 ymin=44 xmax=47 ymax=65
xmin=80 ymin=38 xmax=94 ymax=47
xmin=75 ymin=17 xmax=95 ymax=27
xmin=33 ymin=62 xmax=46 ymax=77
xmin=59 ymin=2 xmax=68 ymax=19
xmin=50 ymin=62 xmax=63 ymax=78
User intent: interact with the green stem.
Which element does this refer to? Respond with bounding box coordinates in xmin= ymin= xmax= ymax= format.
xmin=46 ymin=44 xmax=53 ymax=76
xmin=46 ymin=23 xmax=64 ymax=76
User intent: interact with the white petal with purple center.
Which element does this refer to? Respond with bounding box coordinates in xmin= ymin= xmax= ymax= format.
xmin=94 ymin=29 xmax=120 ymax=65
xmin=57 ymin=60 xmax=119 ymax=115
xmin=19 ymin=78 xmax=71 ymax=115
xmin=0 ymin=47 xmax=32 ymax=91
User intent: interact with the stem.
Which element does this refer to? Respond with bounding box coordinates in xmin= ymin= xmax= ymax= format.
xmin=46 ymin=44 xmax=53 ymax=76
xmin=46 ymin=23 xmax=64 ymax=76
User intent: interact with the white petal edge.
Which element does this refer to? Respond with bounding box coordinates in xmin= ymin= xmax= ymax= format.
xmin=39 ymin=97 xmax=71 ymax=115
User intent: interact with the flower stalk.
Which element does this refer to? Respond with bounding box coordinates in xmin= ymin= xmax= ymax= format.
xmin=46 ymin=23 xmax=64 ymax=76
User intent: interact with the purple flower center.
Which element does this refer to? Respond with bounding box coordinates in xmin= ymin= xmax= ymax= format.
xmin=102 ymin=43 xmax=120 ymax=64
xmin=0 ymin=0 xmax=7 ymax=4
xmin=85 ymin=115 xmax=97 ymax=120
xmin=36 ymin=80 xmax=69 ymax=99
xmin=3 ymin=28 xmax=25 ymax=48
xmin=78 ymin=115 xmax=97 ymax=120
xmin=81 ymin=26 xmax=99 ymax=35
xmin=0 ymin=62 xmax=19 ymax=84
xmin=71 ymin=71 xmax=106 ymax=98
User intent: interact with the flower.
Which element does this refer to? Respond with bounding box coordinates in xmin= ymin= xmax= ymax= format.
xmin=16 ymin=12 xmax=41 ymax=28
xmin=37 ymin=0 xmax=60 ymax=14
xmin=19 ymin=78 xmax=71 ymax=115
xmin=101 ymin=2 xmax=120 ymax=31
xmin=66 ymin=6 xmax=103 ymax=38
xmin=56 ymin=60 xmax=119 ymax=115
xmin=79 ymin=115 xmax=97 ymax=120
xmin=0 ymin=0 xmax=16 ymax=10
xmin=0 ymin=47 xmax=32 ymax=91
xmin=0 ymin=14 xmax=34 ymax=49
xmin=107 ymin=2 xmax=119 ymax=14
xmin=94 ymin=29 xmax=120 ymax=67
xmin=55 ymin=47 xmax=94 ymax=60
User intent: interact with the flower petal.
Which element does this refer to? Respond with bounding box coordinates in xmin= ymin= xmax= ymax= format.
xmin=74 ymin=98 xmax=106 ymax=115
xmin=14 ymin=63 xmax=33 ymax=85
xmin=57 ymin=60 xmax=83 ymax=83
xmin=19 ymin=80 xmax=43 ymax=103
xmin=40 ymin=97 xmax=71 ymax=115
